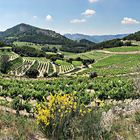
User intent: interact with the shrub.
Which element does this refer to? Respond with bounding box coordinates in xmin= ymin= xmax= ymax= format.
xmin=23 ymin=102 xmax=32 ymax=113
xmin=50 ymin=72 xmax=58 ymax=77
xmin=43 ymin=72 xmax=48 ymax=78
xmin=25 ymin=69 xmax=39 ymax=78
xmin=75 ymin=57 xmax=83 ymax=61
xmin=12 ymin=97 xmax=23 ymax=115
xmin=89 ymin=72 xmax=98 ymax=78
xmin=135 ymin=112 xmax=140 ymax=123
xmin=66 ymin=58 xmax=73 ymax=64
xmin=12 ymin=46 xmax=46 ymax=57
xmin=0 ymin=42 xmax=5 ymax=47
xmin=35 ymin=93 xmax=94 ymax=139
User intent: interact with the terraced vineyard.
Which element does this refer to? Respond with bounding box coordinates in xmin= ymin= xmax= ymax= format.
xmin=37 ymin=62 xmax=50 ymax=77
xmin=9 ymin=59 xmax=35 ymax=76
xmin=8 ymin=57 xmax=56 ymax=77
xmin=9 ymin=54 xmax=19 ymax=61
xmin=59 ymin=64 xmax=75 ymax=74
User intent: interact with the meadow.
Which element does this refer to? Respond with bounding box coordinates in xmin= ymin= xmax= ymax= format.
xmin=105 ymin=46 xmax=140 ymax=52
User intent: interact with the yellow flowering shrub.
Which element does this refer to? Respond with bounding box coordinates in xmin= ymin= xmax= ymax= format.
xmin=35 ymin=93 xmax=104 ymax=139
xmin=36 ymin=94 xmax=77 ymax=126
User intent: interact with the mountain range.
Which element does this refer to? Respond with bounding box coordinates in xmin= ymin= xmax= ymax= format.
xmin=0 ymin=23 xmax=137 ymax=45
xmin=64 ymin=33 xmax=129 ymax=43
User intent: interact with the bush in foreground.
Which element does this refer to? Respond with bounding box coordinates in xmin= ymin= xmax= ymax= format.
xmin=35 ymin=93 xmax=105 ymax=140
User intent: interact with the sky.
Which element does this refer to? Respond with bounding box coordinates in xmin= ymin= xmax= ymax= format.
xmin=0 ymin=0 xmax=140 ymax=35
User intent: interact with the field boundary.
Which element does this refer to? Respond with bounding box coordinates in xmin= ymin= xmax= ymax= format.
xmin=96 ymin=50 xmax=140 ymax=54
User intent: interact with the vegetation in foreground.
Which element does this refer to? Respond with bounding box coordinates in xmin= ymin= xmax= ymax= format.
xmin=0 ymin=110 xmax=40 ymax=140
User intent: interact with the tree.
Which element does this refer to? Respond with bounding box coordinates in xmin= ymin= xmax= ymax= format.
xmin=0 ymin=55 xmax=10 ymax=74
xmin=66 ymin=58 xmax=73 ymax=64
xmin=50 ymin=72 xmax=58 ymax=77
xmin=25 ymin=69 xmax=39 ymax=78
xmin=44 ymin=72 xmax=48 ymax=78
xmin=89 ymin=72 xmax=98 ymax=78
xmin=82 ymin=59 xmax=95 ymax=67
xmin=0 ymin=42 xmax=5 ymax=47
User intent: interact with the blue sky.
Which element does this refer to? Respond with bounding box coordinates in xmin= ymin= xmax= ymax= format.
xmin=0 ymin=0 xmax=140 ymax=35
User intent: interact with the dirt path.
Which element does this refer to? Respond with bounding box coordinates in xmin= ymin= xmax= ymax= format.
xmin=96 ymin=50 xmax=140 ymax=54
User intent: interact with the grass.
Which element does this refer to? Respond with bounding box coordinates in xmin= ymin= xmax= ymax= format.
xmin=23 ymin=57 xmax=49 ymax=62
xmin=110 ymin=113 xmax=140 ymax=140
xmin=0 ymin=111 xmax=41 ymax=140
xmin=55 ymin=60 xmax=71 ymax=66
xmin=72 ymin=61 xmax=82 ymax=67
xmin=105 ymin=46 xmax=140 ymax=52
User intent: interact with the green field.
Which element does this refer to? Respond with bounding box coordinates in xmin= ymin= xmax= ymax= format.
xmin=55 ymin=60 xmax=70 ymax=66
xmin=72 ymin=61 xmax=82 ymax=67
xmin=14 ymin=41 xmax=62 ymax=51
xmin=23 ymin=57 xmax=49 ymax=62
xmin=106 ymin=46 xmax=140 ymax=52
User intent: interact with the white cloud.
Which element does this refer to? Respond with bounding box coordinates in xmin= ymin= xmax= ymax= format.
xmin=70 ymin=19 xmax=86 ymax=24
xmin=82 ymin=9 xmax=96 ymax=17
xmin=121 ymin=17 xmax=139 ymax=25
xmin=89 ymin=0 xmax=98 ymax=3
xmin=33 ymin=16 xmax=37 ymax=19
xmin=46 ymin=15 xmax=53 ymax=21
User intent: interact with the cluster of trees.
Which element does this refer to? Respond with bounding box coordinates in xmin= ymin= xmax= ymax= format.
xmin=12 ymin=45 xmax=46 ymax=57
xmin=82 ymin=59 xmax=95 ymax=67
xmin=41 ymin=46 xmax=58 ymax=53
xmin=17 ymin=34 xmax=72 ymax=45
xmin=60 ymin=39 xmax=96 ymax=53
xmin=66 ymin=57 xmax=95 ymax=66
xmin=46 ymin=53 xmax=64 ymax=61
xmin=96 ymin=39 xmax=132 ymax=49
xmin=124 ymin=31 xmax=140 ymax=41
xmin=61 ymin=39 xmax=132 ymax=53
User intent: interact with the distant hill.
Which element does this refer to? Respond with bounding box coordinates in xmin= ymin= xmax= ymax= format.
xmin=64 ymin=33 xmax=129 ymax=43
xmin=124 ymin=31 xmax=140 ymax=41
xmin=0 ymin=23 xmax=72 ymax=45
xmin=78 ymin=39 xmax=96 ymax=45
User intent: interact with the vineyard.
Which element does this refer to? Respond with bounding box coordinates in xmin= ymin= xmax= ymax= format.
xmin=0 ymin=42 xmax=140 ymax=139
xmin=0 ymin=77 xmax=135 ymax=103
xmin=59 ymin=64 xmax=75 ymax=74
xmin=9 ymin=59 xmax=35 ymax=76
xmin=7 ymin=56 xmax=78 ymax=77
